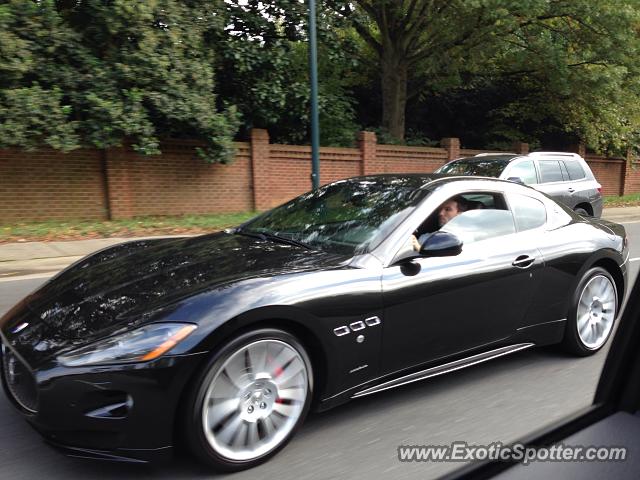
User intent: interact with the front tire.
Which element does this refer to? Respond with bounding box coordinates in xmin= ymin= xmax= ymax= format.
xmin=184 ymin=328 xmax=313 ymax=472
xmin=563 ymin=267 xmax=618 ymax=356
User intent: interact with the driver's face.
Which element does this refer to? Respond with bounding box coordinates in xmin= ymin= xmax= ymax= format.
xmin=438 ymin=200 xmax=460 ymax=226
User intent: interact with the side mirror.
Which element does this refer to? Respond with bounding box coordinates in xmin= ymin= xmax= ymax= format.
xmin=507 ymin=176 xmax=525 ymax=185
xmin=420 ymin=231 xmax=463 ymax=257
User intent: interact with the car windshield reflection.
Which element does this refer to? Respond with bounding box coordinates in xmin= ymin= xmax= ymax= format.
xmin=242 ymin=177 xmax=432 ymax=255
xmin=438 ymin=158 xmax=512 ymax=177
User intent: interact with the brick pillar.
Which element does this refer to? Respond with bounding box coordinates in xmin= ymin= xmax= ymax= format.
xmin=441 ymin=138 xmax=460 ymax=161
xmin=569 ymin=143 xmax=587 ymax=157
xmin=104 ymin=147 xmax=135 ymax=219
xmin=622 ymin=148 xmax=635 ymax=196
xmin=512 ymin=141 xmax=529 ymax=155
xmin=250 ymin=128 xmax=271 ymax=211
xmin=358 ymin=131 xmax=377 ymax=175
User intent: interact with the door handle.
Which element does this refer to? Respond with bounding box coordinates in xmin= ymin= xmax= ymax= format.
xmin=568 ymin=187 xmax=575 ymax=193
xmin=512 ymin=255 xmax=535 ymax=269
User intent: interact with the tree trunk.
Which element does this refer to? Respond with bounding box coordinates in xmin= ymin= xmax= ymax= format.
xmin=381 ymin=52 xmax=408 ymax=141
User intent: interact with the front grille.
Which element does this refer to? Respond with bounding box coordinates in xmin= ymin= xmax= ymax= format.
xmin=1 ymin=344 xmax=38 ymax=413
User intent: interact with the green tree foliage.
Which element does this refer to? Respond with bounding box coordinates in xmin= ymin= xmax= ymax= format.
xmin=328 ymin=0 xmax=640 ymax=154
xmin=483 ymin=1 xmax=640 ymax=154
xmin=0 ymin=0 xmax=239 ymax=162
xmin=2 ymin=0 xmax=640 ymax=157
xmin=217 ymin=0 xmax=361 ymax=146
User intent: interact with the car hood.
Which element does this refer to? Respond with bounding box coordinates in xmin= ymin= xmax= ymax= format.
xmin=1 ymin=232 xmax=348 ymax=365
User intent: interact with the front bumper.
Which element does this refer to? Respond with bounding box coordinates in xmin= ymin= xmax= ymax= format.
xmin=1 ymin=343 xmax=207 ymax=463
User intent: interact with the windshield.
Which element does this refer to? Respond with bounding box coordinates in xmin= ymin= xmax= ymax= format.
xmin=241 ymin=177 xmax=431 ymax=255
xmin=438 ymin=156 xmax=514 ymax=177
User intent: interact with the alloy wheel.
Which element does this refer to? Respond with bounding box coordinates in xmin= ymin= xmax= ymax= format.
xmin=201 ymin=339 xmax=309 ymax=462
xmin=576 ymin=274 xmax=617 ymax=350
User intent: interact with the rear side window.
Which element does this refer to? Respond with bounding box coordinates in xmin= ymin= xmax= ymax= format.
xmin=509 ymin=194 xmax=546 ymax=231
xmin=505 ymin=160 xmax=537 ymax=185
xmin=441 ymin=209 xmax=516 ymax=244
xmin=563 ymin=160 xmax=586 ymax=180
xmin=538 ymin=160 xmax=564 ymax=183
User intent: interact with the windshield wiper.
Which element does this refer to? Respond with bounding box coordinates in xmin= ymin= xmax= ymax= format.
xmin=261 ymin=232 xmax=314 ymax=250
xmin=233 ymin=228 xmax=314 ymax=250
xmin=232 ymin=228 xmax=267 ymax=240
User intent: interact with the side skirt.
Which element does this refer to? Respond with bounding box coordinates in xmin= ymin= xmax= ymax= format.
xmin=351 ymin=343 xmax=535 ymax=399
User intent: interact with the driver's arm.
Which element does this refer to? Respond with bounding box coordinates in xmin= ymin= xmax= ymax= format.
xmin=410 ymin=234 xmax=421 ymax=252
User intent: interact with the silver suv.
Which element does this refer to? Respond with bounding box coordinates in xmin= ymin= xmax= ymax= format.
xmin=435 ymin=152 xmax=603 ymax=217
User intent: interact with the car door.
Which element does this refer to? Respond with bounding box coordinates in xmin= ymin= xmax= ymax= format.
xmin=534 ymin=159 xmax=572 ymax=206
xmin=380 ymin=200 xmax=543 ymax=376
xmin=561 ymin=159 xmax=594 ymax=210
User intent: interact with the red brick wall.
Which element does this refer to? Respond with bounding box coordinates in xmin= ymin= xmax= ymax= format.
xmin=0 ymin=148 xmax=107 ymax=222
xmin=1 ymin=134 xmax=639 ymax=223
xmin=377 ymin=145 xmax=447 ymax=173
xmin=584 ymin=155 xmax=625 ymax=196
xmin=359 ymin=131 xmax=381 ymax=175
xmin=106 ymin=142 xmax=253 ymax=218
xmin=266 ymin=143 xmax=360 ymax=209
xmin=624 ymin=162 xmax=640 ymax=195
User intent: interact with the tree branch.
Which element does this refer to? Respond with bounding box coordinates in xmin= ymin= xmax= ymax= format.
xmin=401 ymin=0 xmax=421 ymax=31
xmin=568 ymin=60 xmax=610 ymax=68
xmin=352 ymin=18 xmax=383 ymax=55
xmin=404 ymin=0 xmax=440 ymax=49
xmin=355 ymin=1 xmax=382 ymax=24
xmin=379 ymin=3 xmax=390 ymax=46
xmin=407 ymin=5 xmax=487 ymax=64
xmin=564 ymin=14 xmax=608 ymax=36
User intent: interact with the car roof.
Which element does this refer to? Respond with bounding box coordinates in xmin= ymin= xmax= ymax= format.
xmin=342 ymin=173 xmax=512 ymax=189
xmin=452 ymin=154 xmax=520 ymax=163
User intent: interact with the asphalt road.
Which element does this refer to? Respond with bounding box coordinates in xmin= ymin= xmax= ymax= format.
xmin=1 ymin=222 xmax=639 ymax=480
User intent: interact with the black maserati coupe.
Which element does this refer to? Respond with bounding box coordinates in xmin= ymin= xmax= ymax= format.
xmin=0 ymin=174 xmax=629 ymax=471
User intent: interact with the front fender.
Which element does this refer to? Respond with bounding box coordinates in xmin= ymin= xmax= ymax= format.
xmin=160 ymin=268 xmax=385 ymax=402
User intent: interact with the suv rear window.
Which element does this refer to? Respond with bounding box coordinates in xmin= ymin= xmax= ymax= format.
xmin=538 ymin=160 xmax=564 ymax=183
xmin=563 ymin=160 xmax=586 ymax=180
xmin=438 ymin=158 xmax=511 ymax=177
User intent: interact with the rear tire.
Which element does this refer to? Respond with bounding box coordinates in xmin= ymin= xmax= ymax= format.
xmin=183 ymin=328 xmax=313 ymax=472
xmin=562 ymin=267 xmax=618 ymax=356
xmin=574 ymin=207 xmax=590 ymax=216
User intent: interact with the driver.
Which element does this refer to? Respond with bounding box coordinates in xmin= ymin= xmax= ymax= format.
xmin=411 ymin=196 xmax=469 ymax=251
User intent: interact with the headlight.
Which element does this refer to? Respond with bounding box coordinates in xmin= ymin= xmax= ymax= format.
xmin=57 ymin=323 xmax=197 ymax=367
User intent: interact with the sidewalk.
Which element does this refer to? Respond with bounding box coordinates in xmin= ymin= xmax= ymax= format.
xmin=0 ymin=236 xmax=188 ymax=279
xmin=599 ymin=206 xmax=640 ymax=223
xmin=1 ymin=207 xmax=639 ymax=279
